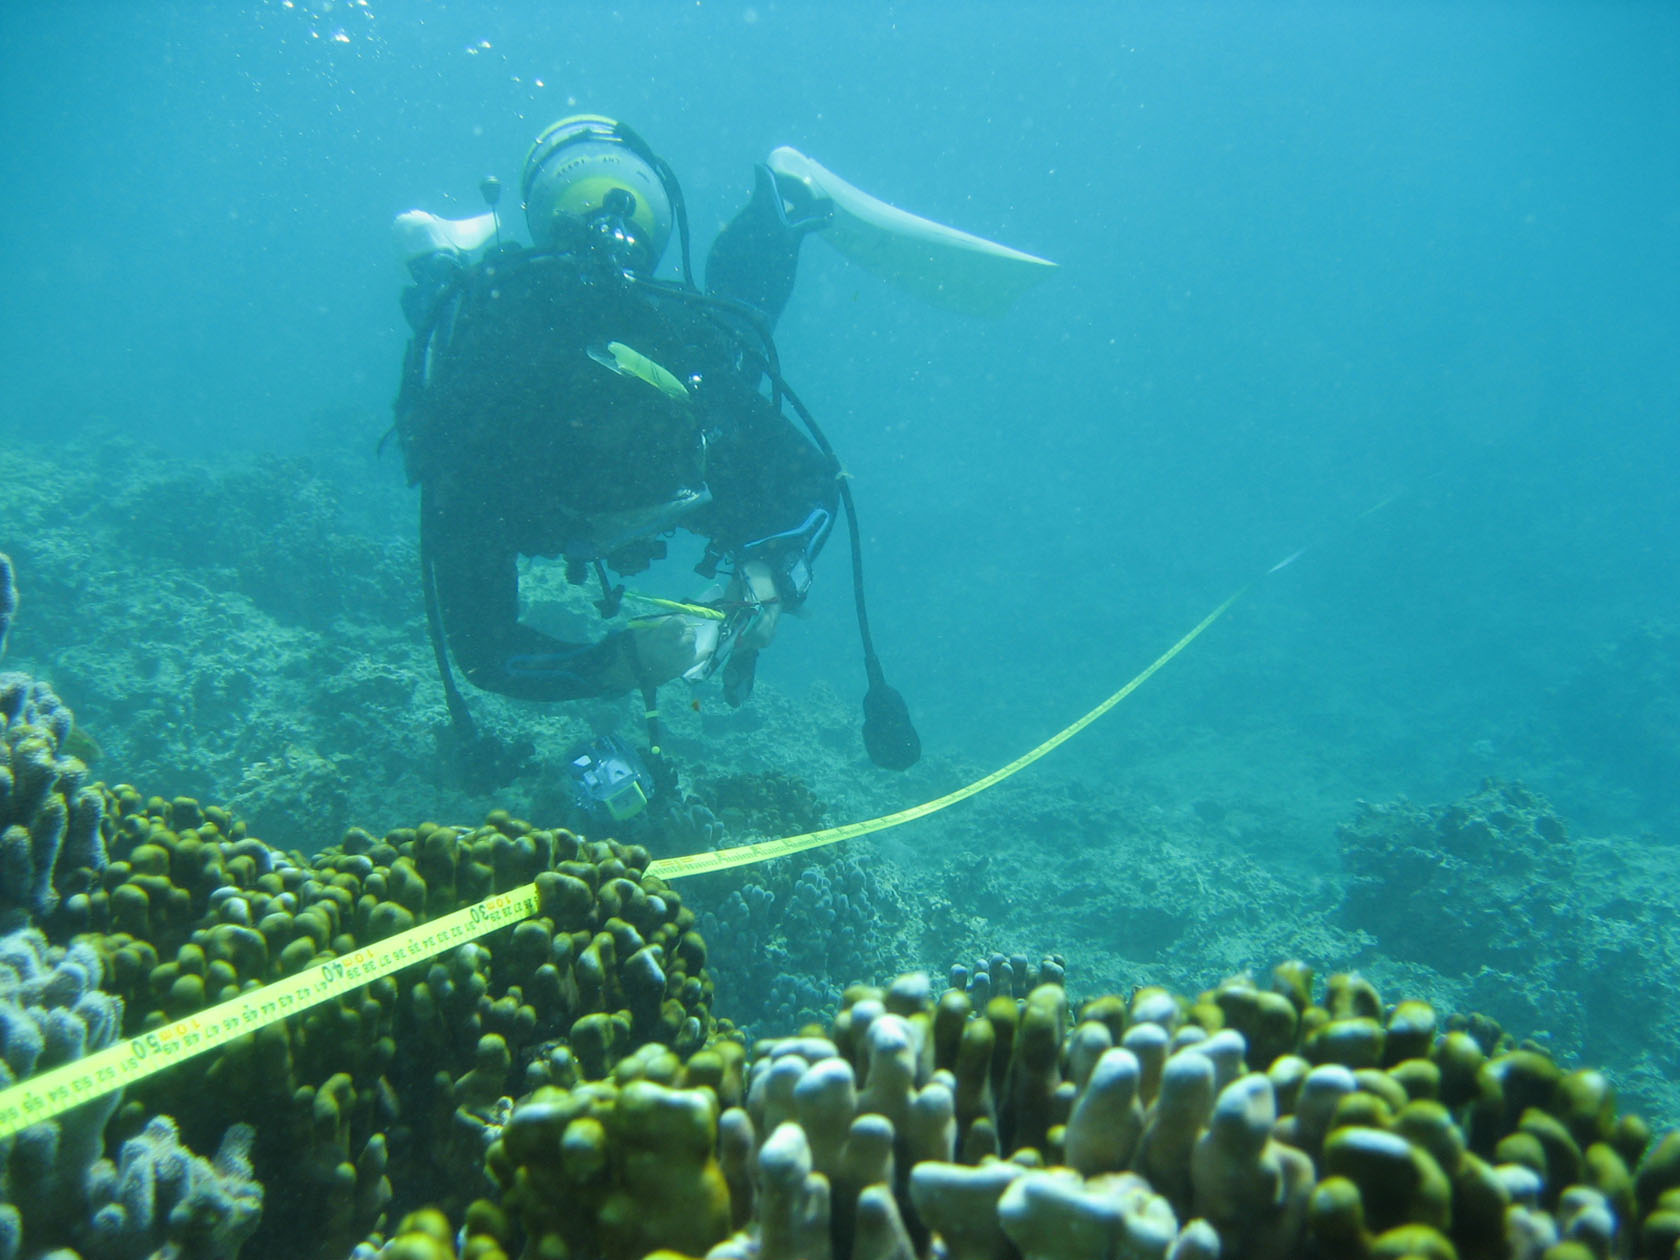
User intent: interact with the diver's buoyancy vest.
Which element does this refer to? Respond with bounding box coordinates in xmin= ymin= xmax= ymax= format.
xmin=401 ymin=250 xmax=721 ymax=553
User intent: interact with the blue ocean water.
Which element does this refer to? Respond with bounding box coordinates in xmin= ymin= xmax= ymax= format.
xmin=2 ymin=0 xmax=1676 ymax=852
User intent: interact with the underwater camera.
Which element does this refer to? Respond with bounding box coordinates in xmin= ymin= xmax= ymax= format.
xmin=565 ymin=733 xmax=654 ymax=821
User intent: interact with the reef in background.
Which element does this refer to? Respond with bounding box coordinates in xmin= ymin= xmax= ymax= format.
xmin=1339 ymin=778 xmax=1680 ymax=1122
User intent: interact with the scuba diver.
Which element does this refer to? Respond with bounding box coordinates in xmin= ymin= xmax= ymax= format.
xmin=393 ymin=114 xmax=1054 ymax=809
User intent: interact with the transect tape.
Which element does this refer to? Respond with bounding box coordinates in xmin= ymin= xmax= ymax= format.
xmin=0 ymin=886 xmax=540 ymax=1141
xmin=644 ymin=587 xmax=1246 ymax=880
xmin=0 ymin=585 xmax=1245 ymax=1141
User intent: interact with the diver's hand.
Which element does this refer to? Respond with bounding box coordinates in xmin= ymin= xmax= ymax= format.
xmin=628 ymin=612 xmax=722 ymax=687
xmin=623 ymin=563 xmax=779 ymax=691
xmin=723 ymin=649 xmax=758 ymax=708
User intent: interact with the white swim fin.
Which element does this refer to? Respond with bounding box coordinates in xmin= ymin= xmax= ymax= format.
xmin=767 ymin=146 xmax=1057 ymax=317
xmin=393 ymin=210 xmax=499 ymax=265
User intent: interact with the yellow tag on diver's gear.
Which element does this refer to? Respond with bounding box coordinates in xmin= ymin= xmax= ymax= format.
xmin=625 ymin=593 xmax=727 ymax=620
xmin=587 ymin=340 xmax=690 ymax=402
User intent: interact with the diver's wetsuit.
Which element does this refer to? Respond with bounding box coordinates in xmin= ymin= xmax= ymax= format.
xmin=397 ymin=245 xmax=837 ymax=702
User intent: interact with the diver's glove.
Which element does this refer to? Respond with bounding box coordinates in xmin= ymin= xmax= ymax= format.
xmin=621 ymin=561 xmax=781 ymax=693
xmin=723 ymin=649 xmax=758 ymax=708
xmin=399 ymin=243 xmax=468 ymax=332
xmin=725 ymin=560 xmax=782 ymax=649
xmin=623 ymin=612 xmax=724 ymax=688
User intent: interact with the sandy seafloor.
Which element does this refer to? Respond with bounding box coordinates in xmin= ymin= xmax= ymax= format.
xmin=3 ymin=431 xmax=1676 ymax=1130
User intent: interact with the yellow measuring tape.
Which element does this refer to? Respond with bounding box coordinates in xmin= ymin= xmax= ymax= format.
xmin=0 ymin=584 xmax=1247 ymax=1140
xmin=0 ymin=886 xmax=541 ymax=1140
xmin=646 ymin=585 xmax=1247 ymax=879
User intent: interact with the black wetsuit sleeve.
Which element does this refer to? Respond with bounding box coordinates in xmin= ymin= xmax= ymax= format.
xmin=422 ymin=484 xmax=632 ymax=702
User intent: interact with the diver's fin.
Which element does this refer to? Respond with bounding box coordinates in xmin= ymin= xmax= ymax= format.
xmin=767 ymin=146 xmax=1057 ymax=318
xmin=393 ymin=210 xmax=499 ymax=265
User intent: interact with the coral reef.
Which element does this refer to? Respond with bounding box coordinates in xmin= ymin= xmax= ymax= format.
xmin=1 ymin=776 xmax=721 ymax=1260
xmin=0 ymin=440 xmax=464 ymax=852
xmin=486 ymin=1069 xmax=737 ymax=1260
xmin=0 ymin=929 xmax=126 ymax=1258
xmin=653 ymin=765 xmax=907 ymax=1037
xmin=947 ymin=950 xmax=1068 ymax=1004
xmin=0 ymin=571 xmax=721 ymax=1258
xmin=85 ymin=448 xmax=414 ymax=637
xmin=0 ymin=563 xmax=257 ymax=1260
xmin=356 ymin=964 xmax=1680 ymax=1260
xmin=0 ymin=681 xmax=269 ymax=1260
xmin=0 ymin=553 xmax=14 ymax=658
xmin=697 ymin=769 xmax=829 ymax=840
xmin=80 ymin=1114 xmax=263 ymax=1260
xmin=1 ymin=674 xmax=107 ymax=932
xmin=52 ymin=792 xmax=717 ymax=1260
xmin=1339 ymin=780 xmax=1573 ymax=978
xmin=7 ymin=436 xmax=1680 ymax=1260
xmin=696 ymin=847 xmax=904 ymax=1036
xmin=896 ymin=766 xmax=1351 ymax=1005
xmin=1339 ymin=779 xmax=1680 ymax=1120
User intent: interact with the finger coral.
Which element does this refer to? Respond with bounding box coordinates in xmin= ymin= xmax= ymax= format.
xmin=374 ymin=965 xmax=1680 ymax=1260
xmin=0 ymin=553 xmax=14 ymax=658
xmin=1 ymin=674 xmax=106 ymax=932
